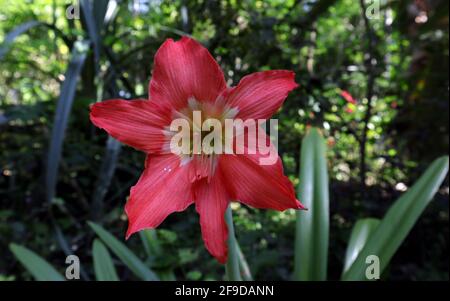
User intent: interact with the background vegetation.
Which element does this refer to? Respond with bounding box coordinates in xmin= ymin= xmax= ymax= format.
xmin=0 ymin=0 xmax=448 ymax=280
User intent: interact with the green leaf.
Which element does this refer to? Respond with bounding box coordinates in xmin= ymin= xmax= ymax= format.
xmin=342 ymin=156 xmax=449 ymax=280
xmin=0 ymin=21 xmax=40 ymax=60
xmin=80 ymin=0 xmax=101 ymax=63
xmin=91 ymin=137 xmax=121 ymax=220
xmin=88 ymin=222 xmax=159 ymax=281
xmin=236 ymin=242 xmax=253 ymax=281
xmin=342 ymin=218 xmax=380 ymax=274
xmin=9 ymin=244 xmax=65 ymax=281
xmin=45 ymin=41 xmax=88 ymax=203
xmin=225 ymin=206 xmax=242 ymax=281
xmin=139 ymin=229 xmax=162 ymax=259
xmin=93 ymin=239 xmax=119 ymax=281
xmin=93 ymin=0 xmax=110 ymax=31
xmin=0 ymin=21 xmax=72 ymax=60
xmin=294 ymin=127 xmax=330 ymax=281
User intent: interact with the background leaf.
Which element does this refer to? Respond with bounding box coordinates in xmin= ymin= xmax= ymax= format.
xmin=88 ymin=222 xmax=159 ymax=281
xmin=45 ymin=40 xmax=88 ymax=203
xmin=92 ymin=239 xmax=119 ymax=281
xmin=139 ymin=228 xmax=162 ymax=259
xmin=342 ymin=156 xmax=449 ymax=280
xmin=0 ymin=21 xmax=40 ymax=60
xmin=236 ymin=242 xmax=253 ymax=281
xmin=9 ymin=243 xmax=65 ymax=281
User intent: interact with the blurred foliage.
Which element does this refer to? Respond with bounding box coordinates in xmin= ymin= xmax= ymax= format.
xmin=0 ymin=0 xmax=448 ymax=280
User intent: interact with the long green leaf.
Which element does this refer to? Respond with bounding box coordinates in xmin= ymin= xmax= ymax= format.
xmin=0 ymin=21 xmax=72 ymax=60
xmin=93 ymin=0 xmax=110 ymax=30
xmin=225 ymin=206 xmax=241 ymax=281
xmin=9 ymin=244 xmax=65 ymax=281
xmin=342 ymin=156 xmax=449 ymax=280
xmin=80 ymin=0 xmax=108 ymax=66
xmin=236 ymin=242 xmax=253 ymax=281
xmin=45 ymin=40 xmax=88 ymax=203
xmin=93 ymin=239 xmax=119 ymax=281
xmin=0 ymin=21 xmax=40 ymax=60
xmin=294 ymin=127 xmax=330 ymax=280
xmin=342 ymin=218 xmax=380 ymax=274
xmin=88 ymin=222 xmax=159 ymax=281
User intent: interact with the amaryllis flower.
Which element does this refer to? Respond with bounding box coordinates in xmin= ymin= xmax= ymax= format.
xmin=90 ymin=37 xmax=304 ymax=263
xmin=340 ymin=90 xmax=357 ymax=104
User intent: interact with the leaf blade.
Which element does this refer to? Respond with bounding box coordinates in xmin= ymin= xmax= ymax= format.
xmin=342 ymin=156 xmax=449 ymax=280
xmin=88 ymin=222 xmax=159 ymax=281
xmin=342 ymin=218 xmax=380 ymax=274
xmin=9 ymin=244 xmax=65 ymax=281
xmin=294 ymin=127 xmax=330 ymax=280
xmin=45 ymin=41 xmax=88 ymax=203
xmin=0 ymin=21 xmax=40 ymax=60
xmin=93 ymin=239 xmax=119 ymax=281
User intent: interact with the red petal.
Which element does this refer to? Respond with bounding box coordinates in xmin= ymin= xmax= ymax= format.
xmin=340 ymin=90 xmax=357 ymax=104
xmin=125 ymin=154 xmax=194 ymax=238
xmin=150 ymin=37 xmax=227 ymax=110
xmin=194 ymin=171 xmax=230 ymax=264
xmin=219 ymin=154 xmax=304 ymax=211
xmin=90 ymin=99 xmax=171 ymax=153
xmin=225 ymin=70 xmax=298 ymax=120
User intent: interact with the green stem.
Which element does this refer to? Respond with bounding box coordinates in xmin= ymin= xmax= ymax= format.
xmin=225 ymin=206 xmax=241 ymax=281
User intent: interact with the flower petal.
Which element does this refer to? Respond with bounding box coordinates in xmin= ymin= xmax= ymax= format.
xmin=225 ymin=70 xmax=298 ymax=120
xmin=194 ymin=171 xmax=230 ymax=263
xmin=219 ymin=154 xmax=304 ymax=211
xmin=125 ymin=154 xmax=194 ymax=238
xmin=150 ymin=37 xmax=227 ymax=110
xmin=90 ymin=99 xmax=171 ymax=153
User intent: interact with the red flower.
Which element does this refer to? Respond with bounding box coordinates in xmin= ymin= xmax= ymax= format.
xmin=340 ymin=90 xmax=357 ymax=104
xmin=90 ymin=37 xmax=304 ymax=263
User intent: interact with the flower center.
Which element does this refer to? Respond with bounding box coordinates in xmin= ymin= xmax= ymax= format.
xmin=166 ymin=97 xmax=237 ymax=182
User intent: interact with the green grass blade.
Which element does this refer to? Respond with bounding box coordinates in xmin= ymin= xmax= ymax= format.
xmin=294 ymin=127 xmax=330 ymax=280
xmin=88 ymin=222 xmax=159 ymax=281
xmin=342 ymin=218 xmax=380 ymax=274
xmin=93 ymin=239 xmax=119 ymax=281
xmin=342 ymin=156 xmax=449 ymax=280
xmin=45 ymin=41 xmax=88 ymax=204
xmin=9 ymin=244 xmax=65 ymax=281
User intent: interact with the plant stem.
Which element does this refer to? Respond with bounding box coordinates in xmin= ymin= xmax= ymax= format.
xmin=225 ymin=206 xmax=241 ymax=281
